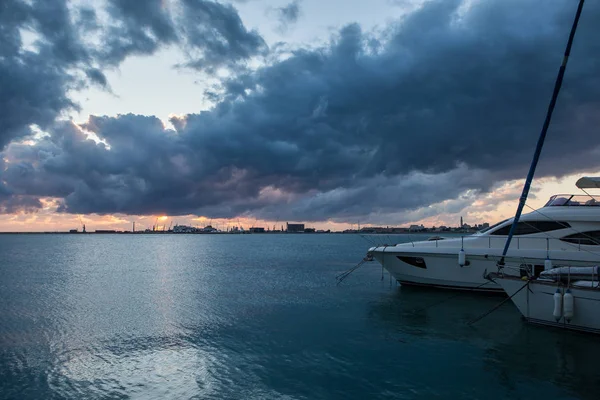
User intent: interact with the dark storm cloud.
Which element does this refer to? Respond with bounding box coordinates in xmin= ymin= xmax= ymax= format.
xmin=2 ymin=0 xmax=600 ymax=222
xmin=0 ymin=156 xmax=42 ymax=213
xmin=85 ymin=68 xmax=110 ymax=88
xmin=177 ymin=0 xmax=267 ymax=71
xmin=0 ymin=0 xmax=80 ymax=148
xmin=99 ymin=0 xmax=268 ymax=68
xmin=100 ymin=0 xmax=178 ymax=65
xmin=0 ymin=0 xmax=266 ymax=149
xmin=0 ymin=195 xmax=43 ymax=214
xmin=173 ymin=0 xmax=600 ymax=199
xmin=97 ymin=0 xmax=267 ymax=70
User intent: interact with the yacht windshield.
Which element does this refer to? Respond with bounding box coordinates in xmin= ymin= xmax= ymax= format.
xmin=477 ymin=219 xmax=510 ymax=234
xmin=545 ymin=194 xmax=600 ymax=206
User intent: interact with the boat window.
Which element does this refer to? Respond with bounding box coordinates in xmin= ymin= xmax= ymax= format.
xmin=546 ymin=196 xmax=570 ymax=206
xmin=560 ymin=231 xmax=600 ymax=246
xmin=489 ymin=221 xmax=570 ymax=236
xmin=478 ymin=219 xmax=509 ymax=234
xmin=396 ymin=256 xmax=427 ymax=269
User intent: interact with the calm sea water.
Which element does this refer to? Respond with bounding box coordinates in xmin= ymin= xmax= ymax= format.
xmin=1 ymin=234 xmax=598 ymax=399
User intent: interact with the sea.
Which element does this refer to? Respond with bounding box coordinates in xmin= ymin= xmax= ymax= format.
xmin=1 ymin=233 xmax=598 ymax=400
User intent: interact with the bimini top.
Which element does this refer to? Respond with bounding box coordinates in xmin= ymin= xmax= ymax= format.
xmin=576 ymin=177 xmax=600 ymax=189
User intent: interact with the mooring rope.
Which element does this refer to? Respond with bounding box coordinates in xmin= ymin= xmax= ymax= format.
xmin=336 ymin=259 xmax=367 ymax=285
xmin=468 ymin=281 xmax=529 ymax=325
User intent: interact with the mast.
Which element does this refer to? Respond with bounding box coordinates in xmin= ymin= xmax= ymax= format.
xmin=499 ymin=0 xmax=586 ymax=265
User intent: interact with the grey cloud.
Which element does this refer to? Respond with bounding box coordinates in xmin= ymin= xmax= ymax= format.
xmin=100 ymin=0 xmax=178 ymax=65
xmin=0 ymin=195 xmax=43 ymax=214
xmin=0 ymin=51 xmax=76 ymax=148
xmin=109 ymin=0 xmax=177 ymax=42
xmin=0 ymin=155 xmax=43 ymax=213
xmin=0 ymin=0 xmax=86 ymax=148
xmin=243 ymin=167 xmax=501 ymax=223
xmin=98 ymin=0 xmax=267 ymax=69
xmin=76 ymin=7 xmax=99 ymax=32
xmin=276 ymin=1 xmax=301 ymax=30
xmin=28 ymin=0 xmax=91 ymax=64
xmin=0 ymin=0 xmax=102 ymax=147
xmin=85 ymin=68 xmax=109 ymax=88
xmin=177 ymin=0 xmax=267 ymax=72
xmin=279 ymin=1 xmax=300 ymax=22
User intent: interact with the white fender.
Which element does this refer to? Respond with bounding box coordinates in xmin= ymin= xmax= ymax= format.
xmin=458 ymin=249 xmax=466 ymax=267
xmin=563 ymin=289 xmax=574 ymax=322
xmin=553 ymin=288 xmax=562 ymax=321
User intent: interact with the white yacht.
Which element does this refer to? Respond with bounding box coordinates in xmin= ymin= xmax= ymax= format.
xmin=493 ymin=266 xmax=600 ymax=334
xmin=367 ymin=179 xmax=600 ymax=293
xmin=491 ymin=177 xmax=600 ymax=334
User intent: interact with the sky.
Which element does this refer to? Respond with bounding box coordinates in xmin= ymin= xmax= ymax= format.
xmin=1 ymin=0 xmax=600 ymax=232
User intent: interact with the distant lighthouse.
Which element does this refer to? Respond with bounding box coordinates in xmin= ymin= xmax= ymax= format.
xmin=460 ymin=216 xmax=463 ymax=229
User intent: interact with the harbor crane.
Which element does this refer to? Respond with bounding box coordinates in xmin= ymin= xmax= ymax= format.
xmin=78 ymin=215 xmax=86 ymax=233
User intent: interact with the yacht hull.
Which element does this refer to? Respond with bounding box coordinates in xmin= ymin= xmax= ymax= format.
xmin=370 ymin=236 xmax=600 ymax=293
xmin=497 ymin=277 xmax=600 ymax=334
xmin=373 ymin=251 xmax=503 ymax=292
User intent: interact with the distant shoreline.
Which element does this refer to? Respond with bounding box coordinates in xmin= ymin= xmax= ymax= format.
xmin=0 ymin=231 xmax=469 ymax=235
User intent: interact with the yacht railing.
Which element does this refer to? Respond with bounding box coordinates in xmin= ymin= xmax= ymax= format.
xmin=429 ymin=235 xmax=595 ymax=252
xmin=496 ymin=264 xmax=600 ymax=290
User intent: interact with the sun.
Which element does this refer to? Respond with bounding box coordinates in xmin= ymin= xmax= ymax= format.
xmin=158 ymin=216 xmax=168 ymax=221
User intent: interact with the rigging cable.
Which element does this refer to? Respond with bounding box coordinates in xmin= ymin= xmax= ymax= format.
xmin=499 ymin=0 xmax=586 ymax=266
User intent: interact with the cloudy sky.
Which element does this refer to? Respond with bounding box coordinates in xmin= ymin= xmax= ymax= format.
xmin=1 ymin=0 xmax=599 ymax=232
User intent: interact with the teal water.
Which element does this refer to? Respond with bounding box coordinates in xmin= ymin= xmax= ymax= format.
xmin=0 ymin=234 xmax=598 ymax=399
